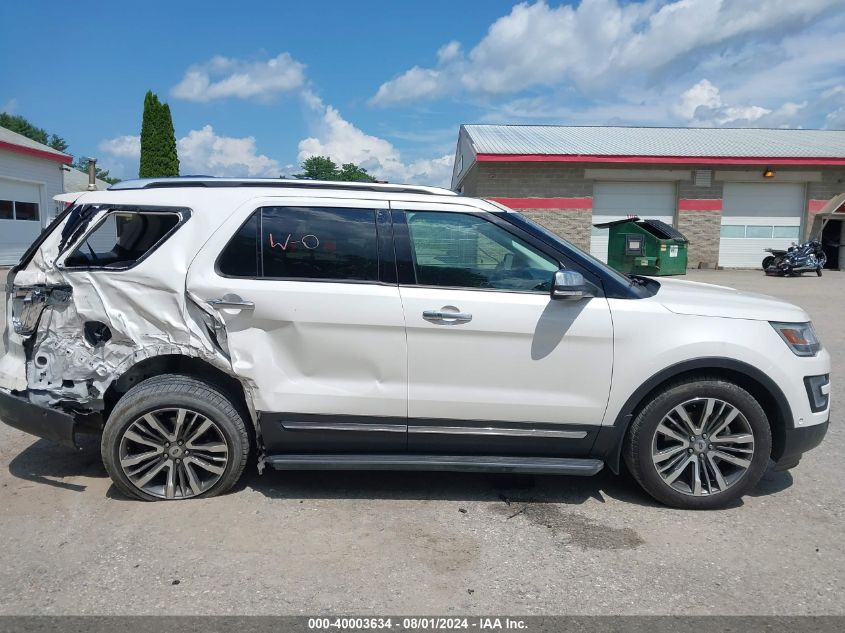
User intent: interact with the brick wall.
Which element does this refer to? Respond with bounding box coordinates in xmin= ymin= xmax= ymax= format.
xmin=520 ymin=209 xmax=592 ymax=252
xmin=463 ymin=163 xmax=591 ymax=197
xmin=678 ymin=211 xmax=721 ymax=268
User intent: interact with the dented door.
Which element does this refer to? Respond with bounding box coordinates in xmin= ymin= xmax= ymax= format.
xmin=186 ymin=197 xmax=408 ymax=452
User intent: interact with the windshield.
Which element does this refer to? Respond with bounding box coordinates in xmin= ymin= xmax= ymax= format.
xmin=498 ymin=207 xmax=636 ymax=284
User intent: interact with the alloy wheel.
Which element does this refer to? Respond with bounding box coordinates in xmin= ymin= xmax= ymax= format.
xmin=651 ymin=397 xmax=755 ymax=497
xmin=118 ymin=408 xmax=229 ymax=500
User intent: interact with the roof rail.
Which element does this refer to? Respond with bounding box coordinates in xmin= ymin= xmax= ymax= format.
xmin=108 ymin=177 xmax=458 ymax=196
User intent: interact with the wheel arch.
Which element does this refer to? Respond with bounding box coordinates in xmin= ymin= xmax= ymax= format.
xmin=102 ymin=354 xmax=259 ymax=448
xmin=593 ymin=357 xmax=793 ymax=473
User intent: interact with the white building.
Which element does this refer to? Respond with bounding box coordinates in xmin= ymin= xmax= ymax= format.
xmin=0 ymin=126 xmax=70 ymax=265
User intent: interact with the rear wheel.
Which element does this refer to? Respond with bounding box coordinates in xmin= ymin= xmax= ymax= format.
xmin=762 ymin=255 xmax=775 ymax=269
xmin=102 ymin=374 xmax=250 ymax=501
xmin=624 ymin=378 xmax=771 ymax=509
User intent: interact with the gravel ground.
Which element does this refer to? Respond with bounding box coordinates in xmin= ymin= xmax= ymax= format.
xmin=0 ymin=269 xmax=841 ymax=615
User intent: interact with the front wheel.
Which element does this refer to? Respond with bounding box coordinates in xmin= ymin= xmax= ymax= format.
xmin=624 ymin=378 xmax=771 ymax=509
xmin=102 ymin=374 xmax=250 ymax=501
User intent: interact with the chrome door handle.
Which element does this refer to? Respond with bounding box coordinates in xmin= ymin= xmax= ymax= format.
xmin=423 ymin=309 xmax=472 ymax=323
xmin=208 ymin=297 xmax=255 ymax=310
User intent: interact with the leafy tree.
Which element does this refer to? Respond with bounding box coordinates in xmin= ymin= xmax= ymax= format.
xmin=296 ymin=156 xmax=340 ymax=180
xmin=295 ymin=155 xmax=376 ymax=182
xmin=0 ymin=112 xmax=49 ymax=144
xmin=48 ymin=134 xmax=69 ymax=152
xmin=139 ymin=91 xmax=179 ymax=178
xmin=338 ymin=162 xmax=376 ymax=182
xmin=72 ymin=157 xmax=120 ymax=185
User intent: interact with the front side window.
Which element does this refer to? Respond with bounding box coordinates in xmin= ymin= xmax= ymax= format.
xmin=63 ymin=210 xmax=181 ymax=269
xmin=217 ymin=206 xmax=379 ymax=282
xmin=405 ymin=211 xmax=559 ymax=291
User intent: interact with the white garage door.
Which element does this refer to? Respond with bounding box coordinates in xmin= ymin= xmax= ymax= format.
xmin=591 ymin=182 xmax=676 ymax=262
xmin=0 ymin=178 xmax=43 ymax=266
xmin=719 ymin=183 xmax=804 ymax=268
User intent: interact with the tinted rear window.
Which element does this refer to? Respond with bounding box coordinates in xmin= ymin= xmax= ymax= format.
xmin=218 ymin=206 xmax=379 ymax=282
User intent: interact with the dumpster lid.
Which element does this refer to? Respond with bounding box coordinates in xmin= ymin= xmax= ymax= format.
xmin=592 ymin=216 xmax=688 ymax=242
xmin=640 ymin=219 xmax=688 ymax=242
xmin=593 ymin=216 xmax=641 ymax=229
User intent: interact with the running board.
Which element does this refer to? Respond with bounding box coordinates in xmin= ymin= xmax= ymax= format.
xmin=265 ymin=454 xmax=604 ymax=476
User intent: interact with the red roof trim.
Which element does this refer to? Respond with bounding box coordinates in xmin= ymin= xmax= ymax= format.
xmin=488 ymin=197 xmax=593 ymax=210
xmin=475 ymin=153 xmax=845 ymax=166
xmin=0 ymin=140 xmax=72 ymax=165
xmin=809 ymin=199 xmax=829 ymax=213
xmin=679 ymin=198 xmax=722 ymax=211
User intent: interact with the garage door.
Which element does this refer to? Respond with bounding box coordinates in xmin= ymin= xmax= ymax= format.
xmin=591 ymin=182 xmax=676 ymax=262
xmin=719 ymin=183 xmax=804 ymax=268
xmin=0 ymin=178 xmax=43 ymax=266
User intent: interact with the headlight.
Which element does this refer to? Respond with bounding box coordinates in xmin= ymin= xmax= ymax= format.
xmin=770 ymin=322 xmax=821 ymax=357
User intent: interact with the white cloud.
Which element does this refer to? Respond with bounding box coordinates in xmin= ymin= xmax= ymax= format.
xmin=371 ymin=67 xmax=445 ymax=106
xmin=673 ymin=79 xmax=821 ymax=127
xmin=171 ymin=53 xmax=306 ymax=102
xmin=673 ymin=79 xmax=722 ymax=120
xmin=178 ymin=126 xmax=280 ymax=176
xmin=98 ymin=135 xmax=141 ymax=158
xmin=1 ymin=98 xmax=17 ymax=114
xmin=298 ymin=95 xmax=453 ymax=187
xmin=98 ymin=126 xmax=281 ymax=178
xmin=371 ymin=0 xmax=842 ymax=105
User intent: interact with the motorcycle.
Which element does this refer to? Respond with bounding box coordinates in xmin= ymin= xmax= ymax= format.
xmin=761 ymin=246 xmax=791 ymax=270
xmin=763 ymin=240 xmax=826 ymax=276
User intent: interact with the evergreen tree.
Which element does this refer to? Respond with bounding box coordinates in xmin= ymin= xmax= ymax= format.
xmin=139 ymin=91 xmax=179 ymax=177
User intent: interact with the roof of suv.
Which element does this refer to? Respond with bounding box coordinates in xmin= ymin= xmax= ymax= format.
xmin=109 ymin=177 xmax=458 ymax=197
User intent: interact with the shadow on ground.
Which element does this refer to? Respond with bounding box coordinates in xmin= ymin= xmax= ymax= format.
xmin=7 ymin=436 xmax=793 ymax=509
xmin=7 ymin=434 xmax=106 ymax=492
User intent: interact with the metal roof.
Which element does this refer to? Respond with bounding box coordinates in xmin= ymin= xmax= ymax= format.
xmin=463 ymin=125 xmax=845 ymax=158
xmin=0 ymin=125 xmax=71 ymax=161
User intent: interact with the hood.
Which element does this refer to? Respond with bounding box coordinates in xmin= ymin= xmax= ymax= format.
xmin=653 ymin=277 xmax=810 ymax=322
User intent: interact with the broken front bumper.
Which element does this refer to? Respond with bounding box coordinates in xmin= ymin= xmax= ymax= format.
xmin=0 ymin=389 xmax=78 ymax=448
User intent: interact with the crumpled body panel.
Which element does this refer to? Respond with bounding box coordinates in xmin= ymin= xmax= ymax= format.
xmin=2 ymin=197 xmax=241 ymax=413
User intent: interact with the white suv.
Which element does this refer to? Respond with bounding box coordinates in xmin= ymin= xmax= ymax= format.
xmin=0 ymin=178 xmax=830 ymax=509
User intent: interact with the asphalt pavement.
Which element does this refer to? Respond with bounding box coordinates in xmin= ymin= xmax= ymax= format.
xmin=0 ymin=269 xmax=841 ymax=615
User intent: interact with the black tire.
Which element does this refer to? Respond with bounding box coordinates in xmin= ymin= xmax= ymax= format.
xmin=101 ymin=374 xmax=250 ymax=501
xmin=816 ymin=268 xmax=823 ymax=277
xmin=762 ymin=256 xmax=774 ymax=270
xmin=623 ymin=377 xmax=771 ymax=510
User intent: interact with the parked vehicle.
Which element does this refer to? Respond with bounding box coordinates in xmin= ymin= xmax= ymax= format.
xmin=761 ymin=246 xmax=790 ymax=270
xmin=764 ymin=240 xmax=827 ymax=276
xmin=0 ymin=178 xmax=831 ymax=509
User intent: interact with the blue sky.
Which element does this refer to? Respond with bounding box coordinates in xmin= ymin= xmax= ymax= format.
xmin=2 ymin=0 xmax=844 ymax=186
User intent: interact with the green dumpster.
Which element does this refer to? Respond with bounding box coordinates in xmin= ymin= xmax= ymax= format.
xmin=594 ymin=216 xmax=688 ymax=276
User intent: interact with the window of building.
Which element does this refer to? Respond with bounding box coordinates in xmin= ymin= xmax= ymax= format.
xmin=63 ymin=210 xmax=181 ymax=269
xmin=0 ymin=200 xmax=39 ymax=221
xmin=746 ymin=225 xmax=774 ymax=239
xmin=773 ymin=226 xmax=800 ymax=239
xmin=720 ymin=225 xmax=746 ymax=238
xmin=217 ymin=207 xmax=380 ymax=282
xmin=406 ymin=211 xmax=559 ymax=292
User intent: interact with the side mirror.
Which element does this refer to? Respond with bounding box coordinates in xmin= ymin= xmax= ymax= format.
xmin=551 ymin=270 xmax=594 ymax=301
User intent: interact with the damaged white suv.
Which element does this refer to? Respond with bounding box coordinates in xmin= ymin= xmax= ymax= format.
xmin=0 ymin=178 xmax=831 ymax=508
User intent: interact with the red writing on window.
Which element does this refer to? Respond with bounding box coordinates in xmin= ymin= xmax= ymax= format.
xmin=268 ymin=233 xmax=320 ymax=250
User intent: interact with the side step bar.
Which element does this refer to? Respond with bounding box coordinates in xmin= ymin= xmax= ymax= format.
xmin=265 ymin=454 xmax=604 ymax=476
